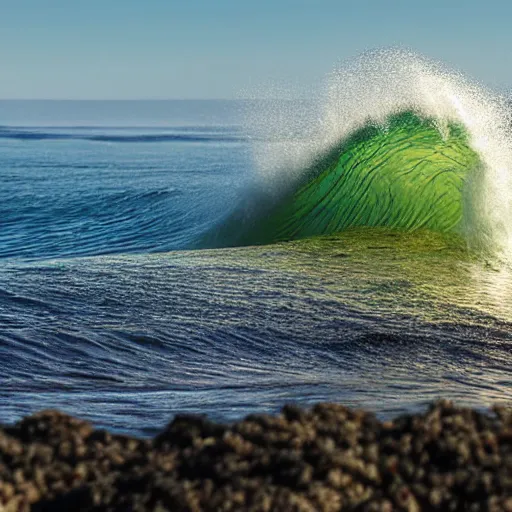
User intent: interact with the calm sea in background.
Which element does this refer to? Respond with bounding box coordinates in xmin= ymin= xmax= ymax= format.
xmin=1 ymin=99 xmax=511 ymax=436
xmin=0 ymin=100 xmax=249 ymax=259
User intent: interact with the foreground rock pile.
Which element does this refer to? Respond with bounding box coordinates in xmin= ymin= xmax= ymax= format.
xmin=0 ymin=401 xmax=511 ymax=511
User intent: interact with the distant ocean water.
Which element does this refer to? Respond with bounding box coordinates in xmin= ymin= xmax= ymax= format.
xmin=1 ymin=53 xmax=512 ymax=436
xmin=0 ymin=100 xmax=249 ymax=260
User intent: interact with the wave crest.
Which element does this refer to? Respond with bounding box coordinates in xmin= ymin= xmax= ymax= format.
xmin=207 ymin=50 xmax=512 ymax=257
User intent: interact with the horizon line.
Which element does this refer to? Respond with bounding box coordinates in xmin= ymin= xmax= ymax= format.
xmin=0 ymin=97 xmax=312 ymax=102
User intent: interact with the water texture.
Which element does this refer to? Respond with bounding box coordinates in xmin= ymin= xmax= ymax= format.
xmin=1 ymin=52 xmax=511 ymax=436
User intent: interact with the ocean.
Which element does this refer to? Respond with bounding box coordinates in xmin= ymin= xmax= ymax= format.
xmin=1 ymin=54 xmax=512 ymax=436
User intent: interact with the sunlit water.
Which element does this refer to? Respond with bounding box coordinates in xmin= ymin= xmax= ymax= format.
xmin=0 ymin=94 xmax=511 ymax=437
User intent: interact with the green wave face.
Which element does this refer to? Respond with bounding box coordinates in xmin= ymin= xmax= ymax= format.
xmin=209 ymin=112 xmax=481 ymax=247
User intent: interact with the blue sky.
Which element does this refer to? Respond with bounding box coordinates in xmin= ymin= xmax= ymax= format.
xmin=1 ymin=0 xmax=511 ymax=99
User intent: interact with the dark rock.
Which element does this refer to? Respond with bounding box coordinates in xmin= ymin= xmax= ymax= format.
xmin=0 ymin=401 xmax=510 ymax=510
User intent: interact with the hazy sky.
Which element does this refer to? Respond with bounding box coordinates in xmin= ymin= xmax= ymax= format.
xmin=1 ymin=0 xmax=511 ymax=99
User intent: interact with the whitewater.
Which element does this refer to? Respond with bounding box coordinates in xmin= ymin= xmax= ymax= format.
xmin=0 ymin=52 xmax=511 ymax=436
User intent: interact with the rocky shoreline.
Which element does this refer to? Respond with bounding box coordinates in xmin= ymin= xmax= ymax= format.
xmin=0 ymin=400 xmax=511 ymax=511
